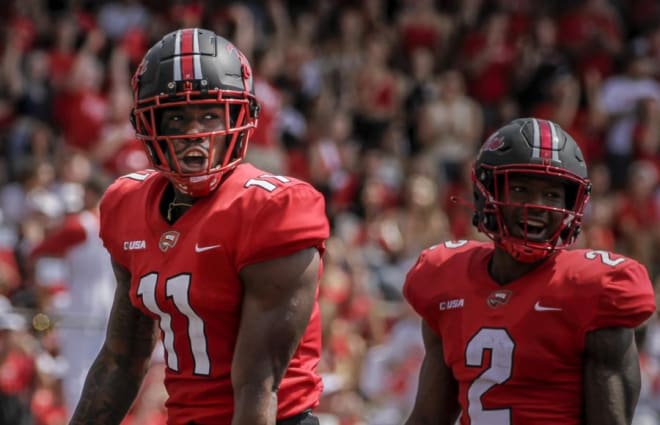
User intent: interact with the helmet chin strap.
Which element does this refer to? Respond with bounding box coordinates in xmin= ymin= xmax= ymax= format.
xmin=171 ymin=174 xmax=221 ymax=198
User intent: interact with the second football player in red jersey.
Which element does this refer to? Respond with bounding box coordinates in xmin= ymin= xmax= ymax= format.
xmin=69 ymin=28 xmax=328 ymax=425
xmin=404 ymin=118 xmax=656 ymax=425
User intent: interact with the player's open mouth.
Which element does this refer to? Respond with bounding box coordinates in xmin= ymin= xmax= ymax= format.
xmin=517 ymin=219 xmax=547 ymax=240
xmin=180 ymin=147 xmax=209 ymax=171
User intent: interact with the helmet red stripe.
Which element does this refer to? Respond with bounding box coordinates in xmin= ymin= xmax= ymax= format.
xmin=537 ymin=119 xmax=553 ymax=160
xmin=180 ymin=28 xmax=195 ymax=80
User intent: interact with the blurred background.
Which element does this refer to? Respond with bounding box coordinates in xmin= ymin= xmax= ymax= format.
xmin=0 ymin=0 xmax=658 ymax=424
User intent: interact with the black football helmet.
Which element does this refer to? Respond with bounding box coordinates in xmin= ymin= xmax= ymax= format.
xmin=131 ymin=28 xmax=259 ymax=197
xmin=472 ymin=118 xmax=591 ymax=262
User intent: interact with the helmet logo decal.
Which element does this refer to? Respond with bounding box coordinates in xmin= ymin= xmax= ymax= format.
xmin=487 ymin=290 xmax=513 ymax=308
xmin=225 ymin=42 xmax=239 ymax=56
xmin=131 ymin=58 xmax=148 ymax=93
xmin=174 ymin=28 xmax=203 ymax=81
xmin=531 ymin=119 xmax=560 ymax=163
xmin=159 ymin=231 xmax=181 ymax=252
xmin=480 ymin=133 xmax=505 ymax=152
xmin=226 ymin=42 xmax=252 ymax=84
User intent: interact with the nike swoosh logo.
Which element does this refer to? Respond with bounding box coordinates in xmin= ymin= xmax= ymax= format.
xmin=195 ymin=243 xmax=222 ymax=253
xmin=534 ymin=301 xmax=562 ymax=312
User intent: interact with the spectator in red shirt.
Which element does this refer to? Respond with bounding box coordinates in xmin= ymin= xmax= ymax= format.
xmin=52 ymin=53 xmax=108 ymax=153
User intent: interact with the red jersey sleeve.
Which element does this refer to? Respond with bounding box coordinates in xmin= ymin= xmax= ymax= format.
xmin=403 ymin=249 xmax=435 ymax=319
xmin=235 ymin=183 xmax=329 ymax=270
xmin=98 ymin=175 xmax=138 ymax=269
xmin=403 ymin=240 xmax=476 ymax=321
xmin=587 ymin=259 xmax=656 ymax=331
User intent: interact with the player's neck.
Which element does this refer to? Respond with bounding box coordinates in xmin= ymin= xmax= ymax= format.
xmin=161 ymin=184 xmax=197 ymax=224
xmin=488 ymin=248 xmax=548 ymax=285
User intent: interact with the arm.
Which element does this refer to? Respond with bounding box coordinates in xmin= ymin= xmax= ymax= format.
xmin=232 ymin=247 xmax=321 ymax=425
xmin=405 ymin=321 xmax=460 ymax=425
xmin=69 ymin=260 xmax=157 ymax=425
xmin=583 ymin=326 xmax=641 ymax=425
xmin=30 ymin=216 xmax=87 ymax=258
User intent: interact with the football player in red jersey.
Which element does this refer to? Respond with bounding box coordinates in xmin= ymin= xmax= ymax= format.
xmin=69 ymin=28 xmax=328 ymax=425
xmin=403 ymin=118 xmax=656 ymax=425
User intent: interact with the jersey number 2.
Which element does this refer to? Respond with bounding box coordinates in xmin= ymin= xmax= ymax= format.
xmin=244 ymin=174 xmax=290 ymax=192
xmin=466 ymin=328 xmax=514 ymax=425
xmin=138 ymin=273 xmax=210 ymax=375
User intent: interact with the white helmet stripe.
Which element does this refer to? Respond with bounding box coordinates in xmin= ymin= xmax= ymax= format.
xmin=531 ymin=118 xmax=541 ymax=159
xmin=173 ymin=29 xmax=182 ymax=81
xmin=549 ymin=121 xmax=561 ymax=162
xmin=193 ymin=28 xmax=202 ymax=79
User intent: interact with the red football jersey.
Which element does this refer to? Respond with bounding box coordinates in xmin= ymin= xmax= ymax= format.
xmin=404 ymin=240 xmax=655 ymax=425
xmin=99 ymin=164 xmax=329 ymax=425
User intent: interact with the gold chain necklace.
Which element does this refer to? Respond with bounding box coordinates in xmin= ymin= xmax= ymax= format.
xmin=167 ymin=201 xmax=193 ymax=222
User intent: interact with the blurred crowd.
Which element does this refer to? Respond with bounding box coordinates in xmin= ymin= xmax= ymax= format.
xmin=0 ymin=0 xmax=659 ymax=424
